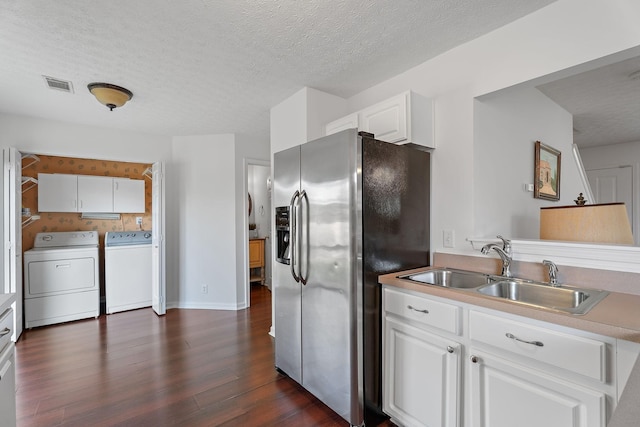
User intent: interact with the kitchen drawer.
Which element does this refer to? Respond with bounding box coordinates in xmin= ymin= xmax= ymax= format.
xmin=0 ymin=308 xmax=13 ymax=354
xmin=384 ymin=287 xmax=460 ymax=335
xmin=469 ymin=310 xmax=606 ymax=382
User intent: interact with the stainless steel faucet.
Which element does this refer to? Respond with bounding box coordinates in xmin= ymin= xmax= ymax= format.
xmin=481 ymin=235 xmax=512 ymax=278
xmin=543 ymin=259 xmax=559 ymax=287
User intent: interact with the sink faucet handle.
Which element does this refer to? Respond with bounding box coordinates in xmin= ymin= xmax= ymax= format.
xmin=496 ymin=235 xmax=511 ymax=255
xmin=542 ymin=259 xmax=559 ymax=286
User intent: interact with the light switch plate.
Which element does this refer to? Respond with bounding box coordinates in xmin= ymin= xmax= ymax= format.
xmin=443 ymin=229 xmax=455 ymax=248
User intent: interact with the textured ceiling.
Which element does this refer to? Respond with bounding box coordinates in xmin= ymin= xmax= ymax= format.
xmin=538 ymin=55 xmax=640 ymax=148
xmin=0 ymin=0 xmax=556 ymax=141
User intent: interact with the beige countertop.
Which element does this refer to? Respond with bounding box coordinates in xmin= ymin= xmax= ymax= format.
xmin=379 ymin=266 xmax=640 ymax=343
xmin=0 ymin=293 xmax=16 ymax=314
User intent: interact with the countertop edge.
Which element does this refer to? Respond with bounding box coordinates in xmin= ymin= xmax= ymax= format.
xmin=379 ymin=267 xmax=640 ymax=344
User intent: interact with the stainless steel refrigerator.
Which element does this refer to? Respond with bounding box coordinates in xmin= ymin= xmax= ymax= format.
xmin=273 ymin=129 xmax=430 ymax=426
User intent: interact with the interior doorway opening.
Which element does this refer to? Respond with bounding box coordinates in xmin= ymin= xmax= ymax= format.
xmin=244 ymin=160 xmax=271 ymax=307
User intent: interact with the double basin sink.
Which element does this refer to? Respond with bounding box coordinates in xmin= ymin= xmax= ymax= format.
xmin=398 ymin=268 xmax=609 ymax=315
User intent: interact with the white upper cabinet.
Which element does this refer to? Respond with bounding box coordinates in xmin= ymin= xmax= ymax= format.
xmin=324 ymin=91 xmax=435 ymax=149
xmin=113 ymin=178 xmax=145 ymax=213
xmin=77 ymin=175 xmax=113 ymax=212
xmin=38 ymin=173 xmax=145 ymax=213
xmin=38 ymin=173 xmax=78 ymax=212
xmin=359 ymin=93 xmax=408 ymax=143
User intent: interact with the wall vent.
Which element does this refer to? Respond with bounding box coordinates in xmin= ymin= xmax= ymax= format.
xmin=43 ymin=76 xmax=74 ymax=93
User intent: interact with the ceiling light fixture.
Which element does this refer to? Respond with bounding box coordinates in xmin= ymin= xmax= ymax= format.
xmin=87 ymin=83 xmax=133 ymax=111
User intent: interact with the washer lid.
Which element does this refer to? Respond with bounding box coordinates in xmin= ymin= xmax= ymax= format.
xmin=33 ymin=231 xmax=99 ymax=248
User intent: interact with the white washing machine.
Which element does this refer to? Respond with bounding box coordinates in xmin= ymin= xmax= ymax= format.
xmin=105 ymin=231 xmax=152 ymax=314
xmin=24 ymin=231 xmax=100 ymax=328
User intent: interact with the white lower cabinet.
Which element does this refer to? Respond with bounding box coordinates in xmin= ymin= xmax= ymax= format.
xmin=468 ymin=349 xmax=605 ymax=427
xmin=0 ymin=307 xmax=16 ymax=427
xmin=382 ymin=286 xmax=623 ymax=427
xmin=384 ymin=316 xmax=460 ymax=427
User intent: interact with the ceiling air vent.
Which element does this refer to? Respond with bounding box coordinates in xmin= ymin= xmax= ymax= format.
xmin=43 ymin=76 xmax=74 ymax=93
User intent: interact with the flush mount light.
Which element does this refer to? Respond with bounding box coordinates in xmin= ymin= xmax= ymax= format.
xmin=87 ymin=82 xmax=133 ymax=111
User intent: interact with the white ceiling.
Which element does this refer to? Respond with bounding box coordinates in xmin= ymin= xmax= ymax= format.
xmin=0 ymin=1 xmax=556 ymax=141
xmin=537 ymin=55 xmax=640 ymax=148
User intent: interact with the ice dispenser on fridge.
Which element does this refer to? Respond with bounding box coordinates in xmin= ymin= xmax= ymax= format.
xmin=275 ymin=206 xmax=290 ymax=264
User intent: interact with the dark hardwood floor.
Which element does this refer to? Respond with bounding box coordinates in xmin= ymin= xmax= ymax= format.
xmin=15 ymin=285 xmax=393 ymax=426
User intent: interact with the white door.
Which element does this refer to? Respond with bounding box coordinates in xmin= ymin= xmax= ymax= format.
xmin=151 ymin=162 xmax=166 ymax=316
xmin=3 ymin=148 xmax=22 ymax=341
xmin=586 ymin=166 xmax=634 ymax=242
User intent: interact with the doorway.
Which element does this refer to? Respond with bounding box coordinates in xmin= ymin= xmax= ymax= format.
xmin=245 ymin=160 xmax=271 ymax=306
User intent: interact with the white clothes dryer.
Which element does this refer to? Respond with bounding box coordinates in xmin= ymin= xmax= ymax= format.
xmin=24 ymin=231 xmax=99 ymax=328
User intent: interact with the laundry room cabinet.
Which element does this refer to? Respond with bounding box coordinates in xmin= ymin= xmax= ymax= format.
xmin=113 ymin=178 xmax=145 ymax=213
xmin=38 ymin=173 xmax=145 ymax=213
xmin=37 ymin=173 xmax=78 ymax=212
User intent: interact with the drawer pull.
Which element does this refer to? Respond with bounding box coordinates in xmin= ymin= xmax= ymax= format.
xmin=407 ymin=305 xmax=428 ymax=314
xmin=506 ymin=332 xmax=544 ymax=347
xmin=0 ymin=328 xmax=10 ymax=337
xmin=56 ymin=263 xmax=71 ymax=268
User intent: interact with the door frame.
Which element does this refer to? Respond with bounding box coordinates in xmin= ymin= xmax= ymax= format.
xmin=242 ymin=158 xmax=270 ymax=309
xmin=586 ymin=164 xmax=637 ymax=246
xmin=8 ymin=149 xmax=167 ymax=321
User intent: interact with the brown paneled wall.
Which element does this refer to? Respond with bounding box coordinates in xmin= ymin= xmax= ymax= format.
xmin=21 ymin=155 xmax=153 ymax=252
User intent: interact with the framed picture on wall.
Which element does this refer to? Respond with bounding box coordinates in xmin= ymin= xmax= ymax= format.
xmin=534 ymin=140 xmax=561 ymax=201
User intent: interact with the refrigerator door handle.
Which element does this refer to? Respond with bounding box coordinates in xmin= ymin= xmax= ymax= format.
xmin=289 ymin=190 xmax=301 ymax=283
xmin=299 ymin=190 xmax=309 ymax=285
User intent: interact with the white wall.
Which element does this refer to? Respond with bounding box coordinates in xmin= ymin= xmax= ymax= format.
xmin=0 ymin=113 xmax=171 ymax=162
xmin=172 ymin=134 xmax=238 ymax=309
xmin=0 ymin=113 xmax=272 ymax=311
xmin=474 ymin=87 xmax=584 ymax=239
xmin=270 ymin=86 xmax=347 ymax=155
xmin=337 ymin=0 xmax=640 ymax=257
xmin=0 ymin=113 xmax=180 ymax=304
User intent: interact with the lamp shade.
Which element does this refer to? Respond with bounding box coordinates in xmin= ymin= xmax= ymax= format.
xmin=540 ymin=203 xmax=633 ymax=245
xmin=87 ymin=83 xmax=133 ymax=111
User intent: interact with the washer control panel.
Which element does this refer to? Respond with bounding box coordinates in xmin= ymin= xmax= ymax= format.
xmin=105 ymin=231 xmax=152 ymax=247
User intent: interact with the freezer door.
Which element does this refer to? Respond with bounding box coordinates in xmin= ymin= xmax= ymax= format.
xmin=273 ymin=145 xmax=303 ymax=383
xmin=299 ymin=129 xmax=362 ymax=425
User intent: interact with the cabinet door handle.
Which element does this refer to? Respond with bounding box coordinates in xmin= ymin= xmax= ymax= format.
xmin=447 ymin=346 xmax=455 ymax=354
xmin=506 ymin=332 xmax=544 ymax=347
xmin=470 ymin=355 xmax=479 ymax=363
xmin=407 ymin=305 xmax=428 ymax=314
xmin=0 ymin=327 xmax=10 ymax=337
